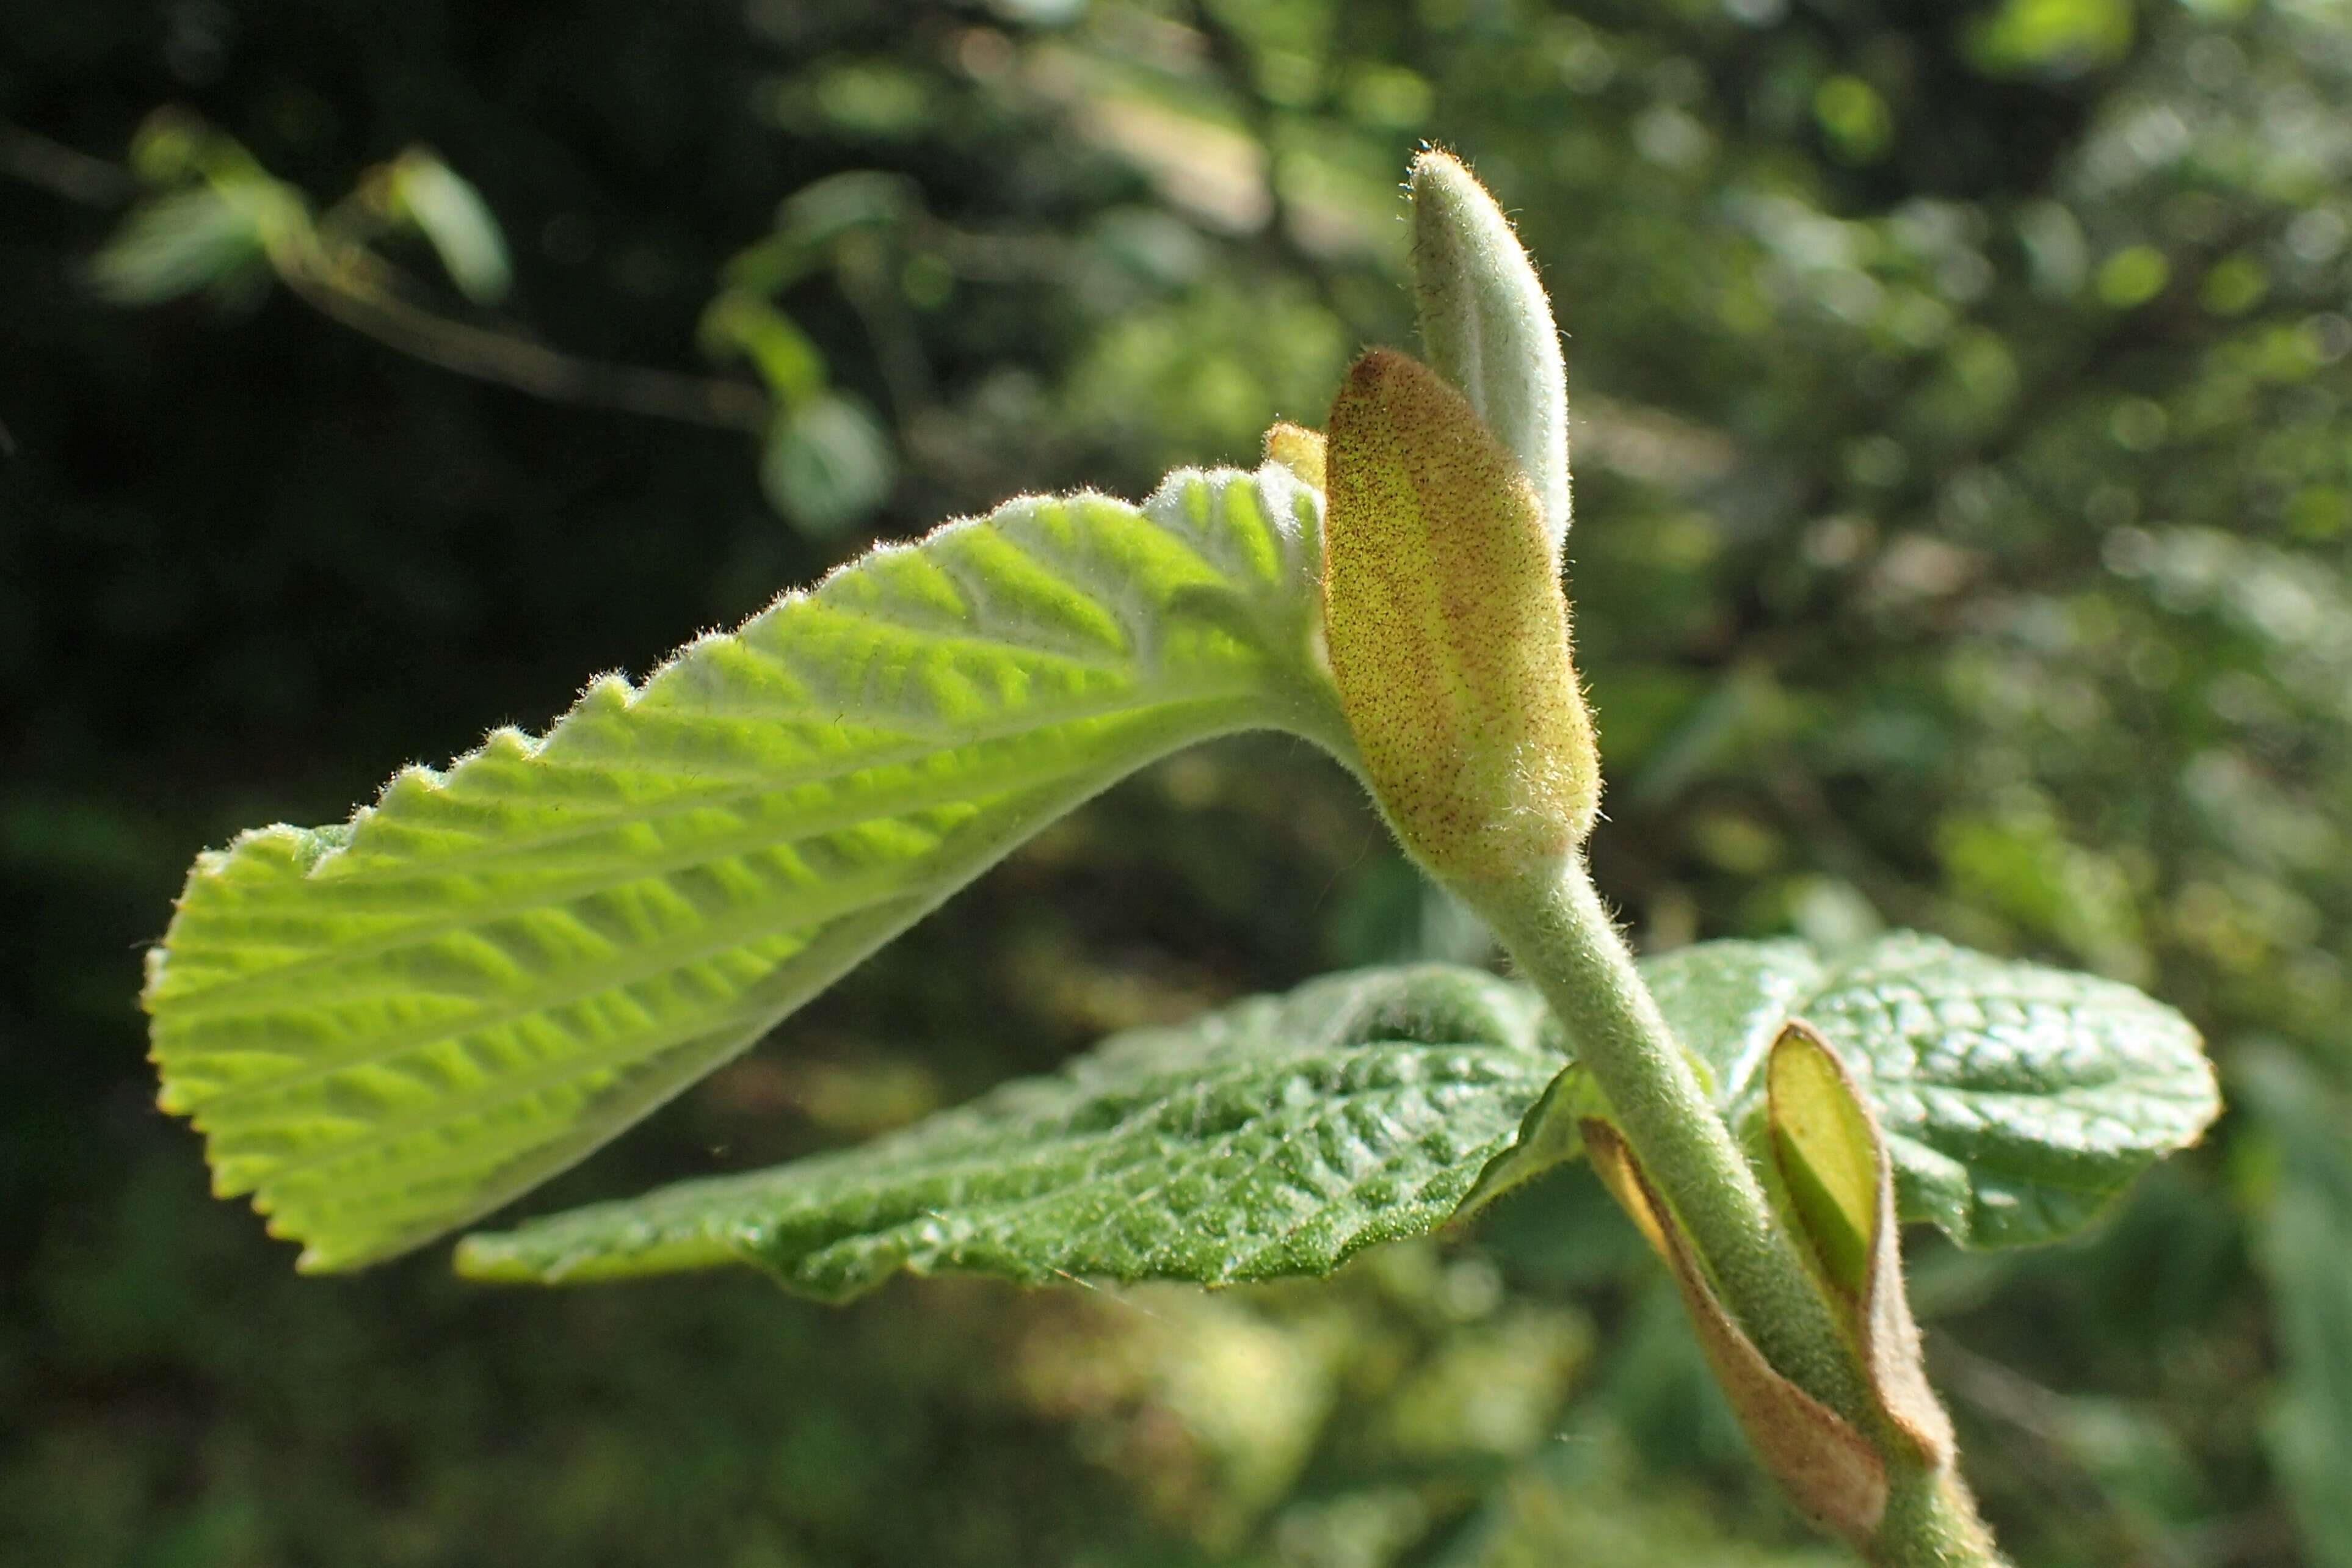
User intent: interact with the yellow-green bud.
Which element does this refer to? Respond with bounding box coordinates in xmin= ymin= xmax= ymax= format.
xmin=1262 ymin=421 xmax=1326 ymax=490
xmin=1321 ymin=349 xmax=1599 ymax=888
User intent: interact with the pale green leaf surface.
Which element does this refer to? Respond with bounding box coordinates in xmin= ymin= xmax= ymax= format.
xmin=1646 ymin=932 xmax=2218 ymax=1249
xmin=146 ymin=461 xmax=1346 ymax=1271
xmin=455 ymin=967 xmax=1562 ymax=1294
xmin=387 ymin=150 xmax=511 ymax=303
xmin=1765 ymin=1025 xmax=1879 ymax=1294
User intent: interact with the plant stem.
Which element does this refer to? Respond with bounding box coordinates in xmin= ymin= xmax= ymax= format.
xmin=1476 ymin=854 xmax=2006 ymax=1566
xmin=1476 ymin=855 xmax=1865 ymax=1412
xmin=1876 ymin=1467 xmax=2009 ymax=1567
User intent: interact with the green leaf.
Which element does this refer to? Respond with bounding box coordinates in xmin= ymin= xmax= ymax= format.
xmin=1407 ymin=151 xmax=1571 ymax=551
xmin=383 ymin=149 xmax=511 ymax=305
xmin=1646 ymin=932 xmax=2218 ymax=1249
xmin=1765 ymin=1023 xmax=1880 ymax=1296
xmin=146 ymin=460 xmax=1349 ymax=1272
xmin=454 ymin=966 xmax=1562 ymax=1294
xmin=2235 ymin=1051 xmax=2352 ymax=1568
xmin=700 ymin=292 xmax=826 ymax=402
xmin=89 ymin=185 xmax=270 ymax=305
xmin=761 ymin=393 xmax=895 ymax=537
xmin=455 ymin=932 xmax=2215 ymax=1292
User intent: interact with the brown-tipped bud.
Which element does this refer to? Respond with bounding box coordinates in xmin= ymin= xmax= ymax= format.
xmin=1321 ymin=349 xmax=1599 ymax=888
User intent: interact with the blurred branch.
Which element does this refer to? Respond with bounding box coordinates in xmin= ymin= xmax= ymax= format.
xmin=1182 ymin=2 xmax=1358 ymax=324
xmin=5 ymin=120 xmax=769 ymax=435
xmin=274 ymin=236 xmax=769 ymax=433
xmin=0 ymin=122 xmax=134 ymax=206
xmin=1929 ymin=1337 xmax=2201 ymax=1568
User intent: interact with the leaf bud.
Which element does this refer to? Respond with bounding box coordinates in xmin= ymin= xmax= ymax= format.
xmin=1321 ymin=349 xmax=1598 ymax=890
xmin=1409 ymin=150 xmax=1571 ymax=554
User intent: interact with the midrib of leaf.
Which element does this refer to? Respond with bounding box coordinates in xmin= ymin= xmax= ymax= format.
xmin=148 ymin=464 xmax=1350 ymax=1271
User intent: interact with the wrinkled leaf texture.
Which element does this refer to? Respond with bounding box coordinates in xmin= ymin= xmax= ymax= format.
xmin=459 ymin=934 xmax=2216 ymax=1292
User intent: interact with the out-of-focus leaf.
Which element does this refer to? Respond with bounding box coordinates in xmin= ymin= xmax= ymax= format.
xmin=1447 ymin=1434 xmax=1847 ymax=1567
xmin=88 ymin=186 xmax=269 ymax=305
xmin=1967 ymin=0 xmax=2135 ymax=78
xmin=456 ymin=966 xmax=1559 ymax=1293
xmin=760 ymin=394 xmax=895 ymax=537
xmin=146 ymin=461 xmax=1349 ymax=1271
xmin=723 ymin=172 xmax=920 ymax=295
xmin=383 ymin=150 xmax=510 ymax=304
xmin=2236 ymin=1052 xmax=2352 ymax=1568
xmin=702 ymin=292 xmax=826 ymax=402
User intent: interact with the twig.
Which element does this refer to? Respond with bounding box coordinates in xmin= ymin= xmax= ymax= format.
xmin=277 ymin=238 xmax=770 ymax=432
xmin=2 ymin=121 xmax=772 ymax=434
xmin=0 ymin=122 xmax=134 ymax=206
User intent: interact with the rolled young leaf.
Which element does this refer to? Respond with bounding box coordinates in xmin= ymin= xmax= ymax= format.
xmin=1768 ymin=1020 xmax=1881 ymax=1298
xmin=1766 ymin=1021 xmax=1954 ymax=1465
xmin=147 ymin=461 xmax=1351 ymax=1271
xmin=1321 ymin=349 xmax=1599 ymax=890
xmin=1584 ymin=1119 xmax=1889 ymax=1547
xmin=1409 ymin=150 xmax=1571 ymax=553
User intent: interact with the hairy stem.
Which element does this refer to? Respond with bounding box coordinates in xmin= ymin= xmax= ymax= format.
xmin=1478 ymin=856 xmax=1865 ymax=1412
xmin=1876 ymin=1467 xmax=2009 ymax=1567
xmin=1476 ymin=855 xmax=2006 ymax=1566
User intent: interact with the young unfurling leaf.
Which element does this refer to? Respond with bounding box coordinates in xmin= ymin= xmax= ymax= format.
xmin=1766 ymin=1022 xmax=1953 ymax=1464
xmin=1408 ymin=150 xmax=1571 ymax=552
xmin=146 ymin=462 xmax=1351 ymax=1271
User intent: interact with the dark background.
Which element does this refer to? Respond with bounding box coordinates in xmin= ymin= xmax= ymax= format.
xmin=6 ymin=1 xmax=2350 ymax=1563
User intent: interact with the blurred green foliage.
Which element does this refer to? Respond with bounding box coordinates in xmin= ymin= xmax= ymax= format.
xmin=5 ymin=0 xmax=2350 ymax=1563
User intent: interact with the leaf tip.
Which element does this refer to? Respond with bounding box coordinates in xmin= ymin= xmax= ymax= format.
xmin=1404 ymin=148 xmax=1570 ymax=550
xmin=1262 ymin=420 xmax=1326 ymax=490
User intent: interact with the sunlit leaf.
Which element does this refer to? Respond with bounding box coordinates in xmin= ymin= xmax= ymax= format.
xmin=384 ymin=150 xmax=511 ymax=304
xmin=1766 ymin=1023 xmax=1879 ymax=1296
xmin=146 ymin=461 xmax=1349 ymax=1271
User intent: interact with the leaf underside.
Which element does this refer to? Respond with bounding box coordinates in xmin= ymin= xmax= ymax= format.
xmin=145 ymin=462 xmax=1345 ymax=1272
xmin=460 ymin=933 xmax=2218 ymax=1292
